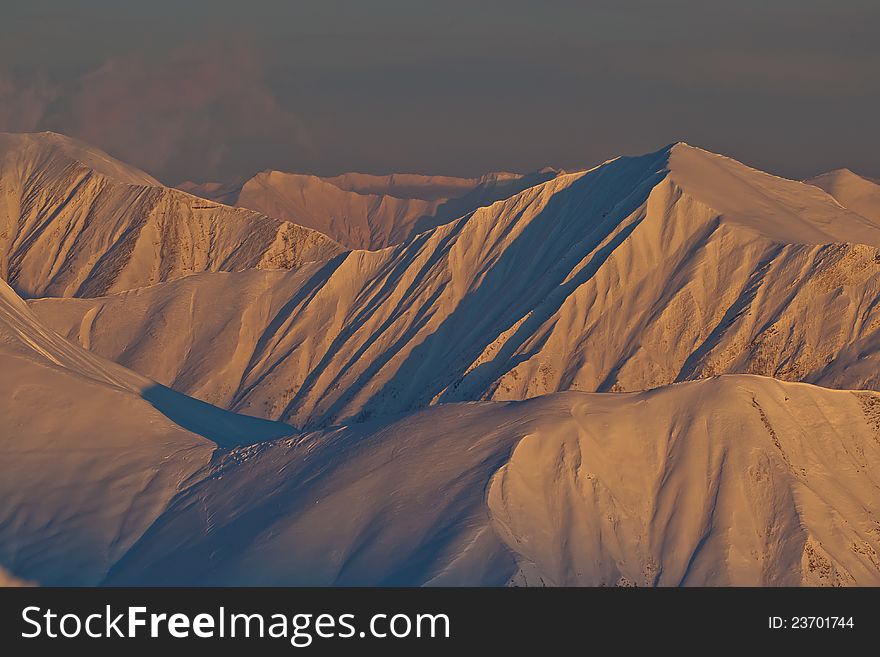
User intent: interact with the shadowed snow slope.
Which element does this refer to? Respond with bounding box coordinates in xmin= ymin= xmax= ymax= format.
xmin=0 ymin=132 xmax=342 ymax=298
xmin=179 ymin=169 xmax=560 ymax=249
xmin=0 ymin=279 xmax=294 ymax=585
xmin=807 ymin=168 xmax=880 ymax=224
xmin=105 ymin=376 xmax=880 ymax=586
xmin=34 ymin=143 xmax=880 ymax=427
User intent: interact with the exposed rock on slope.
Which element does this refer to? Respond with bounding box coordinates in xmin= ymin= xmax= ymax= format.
xmin=34 ymin=144 xmax=880 ymax=427
xmin=179 ymin=168 xmax=560 ymax=250
xmin=0 ymin=132 xmax=342 ymax=298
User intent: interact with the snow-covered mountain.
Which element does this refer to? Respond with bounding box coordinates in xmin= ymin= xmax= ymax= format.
xmin=0 ymin=132 xmax=342 ymax=298
xmin=4 ymin=133 xmax=880 ymax=587
xmin=807 ymin=168 xmax=880 ymax=224
xmin=34 ymin=143 xmax=880 ymax=429
xmin=0 ymin=278 xmax=295 ymax=584
xmin=179 ymin=168 xmax=560 ymax=250
xmin=106 ymin=375 xmax=880 ymax=586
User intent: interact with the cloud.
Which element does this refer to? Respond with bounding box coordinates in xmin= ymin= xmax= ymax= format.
xmin=2 ymin=39 xmax=312 ymax=182
xmin=0 ymin=73 xmax=58 ymax=132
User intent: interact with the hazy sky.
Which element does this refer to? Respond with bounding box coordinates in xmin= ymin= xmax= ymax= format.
xmin=1 ymin=0 xmax=877 ymax=183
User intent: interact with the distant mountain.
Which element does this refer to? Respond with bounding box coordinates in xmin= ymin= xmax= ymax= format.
xmin=36 ymin=143 xmax=880 ymax=428
xmin=806 ymin=168 xmax=880 ymax=223
xmin=179 ymin=168 xmax=560 ymax=250
xmin=0 ymin=132 xmax=342 ymax=298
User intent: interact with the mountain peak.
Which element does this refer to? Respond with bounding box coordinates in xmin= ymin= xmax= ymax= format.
xmin=808 ymin=167 xmax=875 ymax=187
xmin=0 ymin=131 xmax=342 ymax=297
xmin=806 ymin=166 xmax=880 ymax=223
xmin=649 ymin=139 xmax=880 ymax=245
xmin=0 ymin=130 xmax=161 ymax=187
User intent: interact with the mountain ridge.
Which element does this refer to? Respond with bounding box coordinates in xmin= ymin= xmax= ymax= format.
xmin=105 ymin=375 xmax=880 ymax=586
xmin=806 ymin=167 xmax=880 ymax=224
xmin=0 ymin=131 xmax=161 ymax=187
xmin=0 ymin=132 xmax=343 ymax=298
xmin=179 ymin=166 xmax=562 ymax=249
xmin=6 ymin=132 xmax=880 ymax=586
xmin=32 ymin=142 xmax=880 ymax=429
xmin=0 ymin=276 xmax=300 ymax=584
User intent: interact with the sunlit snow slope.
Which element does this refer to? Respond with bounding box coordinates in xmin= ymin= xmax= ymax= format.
xmin=0 ymin=279 xmax=294 ymax=584
xmin=6 ymin=134 xmax=880 ymax=587
xmin=179 ymin=169 xmax=559 ymax=249
xmin=0 ymin=132 xmax=342 ymax=297
xmin=105 ymin=376 xmax=880 ymax=586
xmin=807 ymin=168 xmax=880 ymax=224
xmin=36 ymin=143 xmax=880 ymax=427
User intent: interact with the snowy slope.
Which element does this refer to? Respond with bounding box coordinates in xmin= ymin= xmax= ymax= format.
xmin=105 ymin=376 xmax=880 ymax=586
xmin=7 ymin=134 xmax=880 ymax=588
xmin=0 ymin=132 xmax=342 ymax=297
xmin=34 ymin=143 xmax=880 ymax=428
xmin=0 ymin=279 xmax=295 ymax=585
xmin=180 ymin=169 xmax=559 ymax=249
xmin=10 ymin=290 xmax=880 ymax=586
xmin=807 ymin=168 xmax=880 ymax=224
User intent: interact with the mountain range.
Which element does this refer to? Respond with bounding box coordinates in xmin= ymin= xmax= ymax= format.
xmin=179 ymin=168 xmax=560 ymax=250
xmin=0 ymin=132 xmax=341 ymax=298
xmin=2 ymin=131 xmax=880 ymax=586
